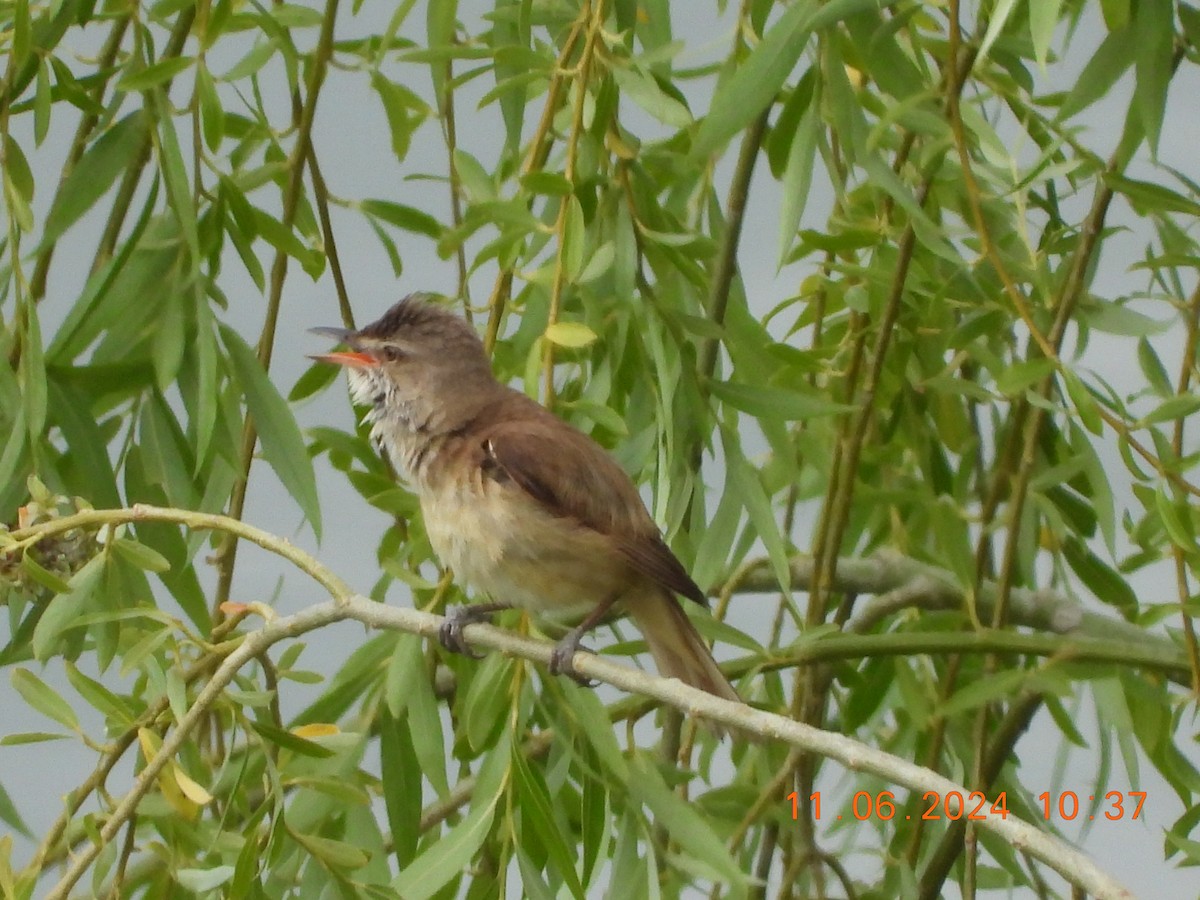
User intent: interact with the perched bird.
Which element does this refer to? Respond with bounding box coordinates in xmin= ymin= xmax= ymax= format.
xmin=312 ymin=294 xmax=741 ymax=707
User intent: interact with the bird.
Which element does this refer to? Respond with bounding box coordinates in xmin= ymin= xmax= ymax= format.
xmin=312 ymin=294 xmax=741 ymax=709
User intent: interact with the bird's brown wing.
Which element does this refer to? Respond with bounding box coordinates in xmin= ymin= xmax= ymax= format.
xmin=480 ymin=415 xmax=708 ymax=606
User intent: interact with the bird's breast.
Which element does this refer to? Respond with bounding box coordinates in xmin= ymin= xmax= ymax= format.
xmin=419 ymin=462 xmax=634 ymax=618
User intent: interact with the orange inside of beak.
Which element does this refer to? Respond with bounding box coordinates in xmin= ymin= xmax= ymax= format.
xmin=312 ymin=351 xmax=378 ymax=368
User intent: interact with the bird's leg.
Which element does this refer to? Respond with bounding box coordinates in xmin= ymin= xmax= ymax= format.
xmin=549 ymin=594 xmax=621 ymax=686
xmin=439 ymin=602 xmax=512 ymax=658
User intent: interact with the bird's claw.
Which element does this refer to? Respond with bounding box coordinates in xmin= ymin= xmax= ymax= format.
xmin=438 ymin=605 xmax=489 ymax=659
xmin=549 ymin=631 xmax=596 ymax=686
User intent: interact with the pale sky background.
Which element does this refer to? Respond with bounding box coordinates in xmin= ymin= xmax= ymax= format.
xmin=4 ymin=2 xmax=1199 ymax=897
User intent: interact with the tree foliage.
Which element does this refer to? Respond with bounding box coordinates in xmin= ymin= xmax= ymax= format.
xmin=1 ymin=0 xmax=1199 ymax=897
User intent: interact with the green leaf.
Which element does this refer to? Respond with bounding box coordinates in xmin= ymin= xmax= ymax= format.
xmin=117 ymin=56 xmax=195 ymax=92
xmin=777 ymin=102 xmax=818 ymax=265
xmin=65 ymin=660 xmax=137 ymax=725
xmin=708 ymin=378 xmax=852 ymax=420
xmin=290 ymin=831 xmax=369 ymax=870
xmin=628 ymin=755 xmax=746 ymax=886
xmin=1028 ymin=0 xmax=1063 ymax=69
xmin=692 ymin=0 xmax=901 ymax=160
xmin=196 ymin=64 xmax=225 ymax=151
xmin=112 ymin=538 xmax=171 ymax=573
xmin=939 ymin=668 xmax=1029 ymax=718
xmin=34 ymin=57 xmax=51 ymax=144
xmin=544 ymin=321 xmax=597 ymax=348
xmin=611 ymin=65 xmax=691 ymax=128
xmin=1060 ymin=370 xmax=1102 ymax=435
xmin=1059 ymin=27 xmax=1133 ymax=121
xmin=511 ymin=743 xmax=586 ymax=899
xmin=1137 ymin=338 xmax=1173 ymax=396
xmin=360 ymin=199 xmax=441 ymax=239
xmin=0 ymin=778 xmax=33 ymax=838
xmin=3 ymin=136 xmax=35 ymax=232
xmin=1133 ymin=0 xmax=1172 ymax=153
xmin=219 ymin=324 xmax=322 ymax=538
xmin=32 ymin=555 xmax=105 ymax=661
xmin=379 ymin=710 xmax=421 ymax=867
xmin=560 ymin=194 xmax=586 ymax=281
xmin=250 ymin=721 xmax=334 ymax=758
xmin=20 ymin=303 xmax=46 ymax=442
xmin=461 ymin=653 xmax=512 ymax=751
xmin=1105 ymin=174 xmax=1200 ymax=217
xmin=1062 ymin=537 xmax=1137 ymax=619
xmin=175 ymin=867 xmax=236 ymax=893
xmin=1155 ymin=485 xmax=1195 ymax=552
xmin=994 ymin=358 xmax=1056 ymax=397
xmin=1099 ymin=0 xmax=1130 ymax=31
xmin=12 ymin=668 xmax=80 ymax=732
xmin=20 ymin=552 xmax=72 ymax=595
xmin=391 ymin=733 xmax=509 ymax=900
xmin=41 ymin=114 xmax=146 ymax=246
xmin=727 ymin=437 xmax=791 ymax=593
xmin=1138 ymin=394 xmax=1200 ymax=428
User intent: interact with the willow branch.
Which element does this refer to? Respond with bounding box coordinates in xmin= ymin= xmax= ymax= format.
xmin=43 ymin=589 xmax=1132 ymax=900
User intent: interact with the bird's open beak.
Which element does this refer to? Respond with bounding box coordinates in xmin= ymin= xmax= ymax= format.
xmin=308 ymin=325 xmax=379 ymax=367
xmin=310 ymin=351 xmax=379 ymax=368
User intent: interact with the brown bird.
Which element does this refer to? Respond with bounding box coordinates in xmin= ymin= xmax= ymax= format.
xmin=312 ymin=294 xmax=740 ymax=707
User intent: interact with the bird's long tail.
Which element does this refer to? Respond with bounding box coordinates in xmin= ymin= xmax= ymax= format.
xmin=628 ymin=588 xmax=742 ymax=705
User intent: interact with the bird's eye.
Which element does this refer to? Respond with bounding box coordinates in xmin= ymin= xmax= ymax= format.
xmin=381 ymin=345 xmax=404 ymax=362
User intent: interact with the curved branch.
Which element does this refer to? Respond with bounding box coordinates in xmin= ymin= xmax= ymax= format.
xmin=43 ymin=589 xmax=1132 ymax=899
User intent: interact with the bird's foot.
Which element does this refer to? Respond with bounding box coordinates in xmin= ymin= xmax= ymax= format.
xmin=439 ymin=604 xmax=504 ymax=658
xmin=549 ymin=627 xmax=597 ymax=686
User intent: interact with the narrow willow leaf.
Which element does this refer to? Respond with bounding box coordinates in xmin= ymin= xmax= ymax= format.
xmin=47 ymin=378 xmax=121 ymax=507
xmin=1132 ymin=0 xmax=1172 ymax=153
xmin=709 ymin=378 xmax=851 ymax=420
xmin=611 ymin=65 xmax=691 ymax=128
xmin=1060 ymin=370 xmax=1102 ymax=435
xmin=0 ymin=779 xmax=32 ymax=838
xmin=20 ymin=552 xmax=73 ymax=596
xmin=511 ymin=744 xmax=586 ymax=899
xmin=1099 ymin=0 xmax=1131 ymax=30
xmin=117 ymin=56 xmax=195 ymax=92
xmin=425 ymin=0 xmax=458 ymax=105
xmin=1155 ymin=485 xmax=1195 ymax=551
xmin=1062 ymin=537 xmax=1137 ymax=619
xmin=1105 ymin=174 xmax=1200 ymax=217
xmin=64 ymin=660 xmax=136 ymax=725
xmin=1059 ymin=27 xmax=1133 ymax=121
xmin=777 ymin=103 xmax=818 ymax=265
xmin=151 ymin=91 xmax=199 ymax=268
xmin=32 ymin=555 xmax=105 ymax=661
xmin=1028 ymin=0 xmax=1063 ymax=69
xmin=41 ymin=114 xmax=146 ymax=247
xmin=219 ymin=324 xmax=322 ymax=537
xmin=727 ymin=441 xmax=791 ymax=592
xmin=994 ymin=358 xmax=1055 ymax=397
xmin=175 ymin=867 xmax=236 ymax=893
xmin=250 ymin=721 xmax=334 ymax=758
xmin=560 ymin=194 xmax=585 ymax=281
xmin=290 ymin=831 xmax=368 ymax=870
xmin=1137 ymin=338 xmax=1173 ymax=397
xmin=628 ymin=755 xmax=746 ymax=885
xmin=696 ymin=0 xmax=903 ymax=159
xmin=462 ymin=653 xmax=512 ymax=751
xmin=12 ymin=668 xmax=80 ymax=732
xmin=20 ymin=304 xmax=46 ymax=442
xmin=1138 ymin=394 xmax=1200 ymax=428
xmin=360 ymin=199 xmax=441 ymax=238
xmin=391 ymin=733 xmax=509 ymax=900
xmin=379 ymin=710 xmax=421 ymax=867
xmin=544 ymin=321 xmax=597 ymax=348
